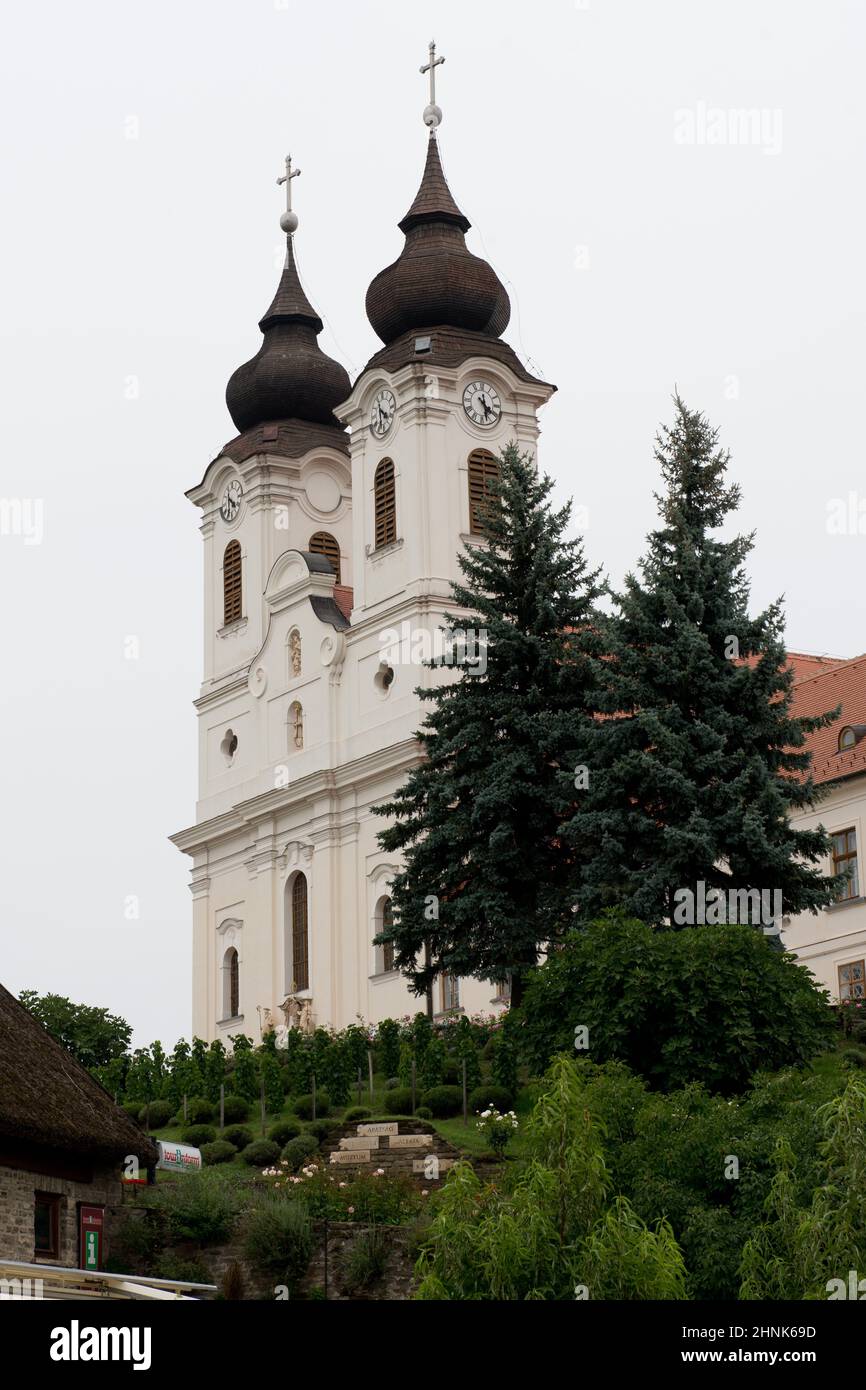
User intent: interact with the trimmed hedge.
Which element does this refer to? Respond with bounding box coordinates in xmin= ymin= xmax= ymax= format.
xmin=343 ymin=1107 xmax=372 ymax=1123
xmin=182 ymin=1124 xmax=217 ymax=1147
xmin=221 ymin=1095 xmax=251 ymax=1124
xmin=268 ymin=1118 xmax=302 ymax=1146
xmin=469 ymin=1084 xmax=514 ymax=1115
xmin=200 ymin=1140 xmax=236 ymax=1167
xmin=240 ymin=1139 xmax=281 ymax=1167
xmin=292 ymin=1093 xmax=330 ymax=1120
xmin=186 ymin=1096 xmax=215 ymax=1125
xmin=420 ymin=1085 xmax=463 ymax=1118
xmin=281 ymin=1134 xmax=319 ymax=1171
xmin=222 ymin=1125 xmax=254 ymax=1151
xmin=138 ymin=1100 xmax=173 ymax=1130
xmin=383 ymin=1088 xmax=414 ymax=1116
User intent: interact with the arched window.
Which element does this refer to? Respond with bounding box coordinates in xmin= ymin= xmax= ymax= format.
xmin=375 ymin=896 xmax=395 ymax=974
xmin=840 ymin=726 xmax=857 ymax=752
xmin=222 ymin=947 xmax=239 ymax=1020
xmin=289 ymin=701 xmax=304 ymax=750
xmin=308 ymin=531 xmax=341 ymax=583
xmin=468 ymin=449 xmax=500 ymax=535
xmin=223 ymin=541 xmax=243 ymax=625
xmin=374 ymin=459 xmax=396 ymax=549
xmin=290 ymin=874 xmax=310 ymax=992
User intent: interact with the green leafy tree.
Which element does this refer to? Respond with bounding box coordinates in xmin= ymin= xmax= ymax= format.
xmin=260 ymin=1048 xmax=285 ymax=1115
xmin=322 ymin=1037 xmax=352 ymax=1107
xmin=124 ymin=1048 xmax=157 ymax=1105
xmin=229 ymin=1035 xmax=259 ymax=1102
xmin=415 ymin=1055 xmax=686 ymax=1300
xmin=18 ymin=991 xmax=131 ymax=1069
xmin=376 ymin=1018 xmax=401 ymax=1079
xmin=453 ymin=1016 xmax=482 ymax=1093
xmin=167 ymin=1039 xmax=193 ymax=1108
xmin=565 ymin=397 xmax=840 ymax=926
xmin=375 ymin=444 xmax=604 ymax=1006
xmin=516 ymin=914 xmax=834 ymax=1094
xmin=420 ymin=1035 xmax=447 ymax=1092
xmin=490 ymin=1029 xmax=519 ymax=1098
xmin=204 ymin=1040 xmax=227 ymax=1104
xmin=739 ymin=1075 xmax=866 ymax=1299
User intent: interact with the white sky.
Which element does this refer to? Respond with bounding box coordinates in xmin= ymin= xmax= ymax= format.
xmin=1 ymin=0 xmax=863 ymax=1047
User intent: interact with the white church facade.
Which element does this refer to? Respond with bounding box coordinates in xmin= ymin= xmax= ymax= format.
xmin=171 ymin=62 xmax=554 ymax=1042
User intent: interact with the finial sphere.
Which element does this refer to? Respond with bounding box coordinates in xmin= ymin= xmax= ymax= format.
xmin=280 ymin=209 xmax=299 ymax=235
xmin=423 ymin=102 xmax=443 ymax=129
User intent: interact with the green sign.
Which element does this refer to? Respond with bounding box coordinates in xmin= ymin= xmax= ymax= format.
xmin=84 ymin=1230 xmax=99 ymax=1270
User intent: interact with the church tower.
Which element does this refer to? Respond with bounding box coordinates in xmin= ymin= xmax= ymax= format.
xmin=173 ymin=49 xmax=555 ymax=1042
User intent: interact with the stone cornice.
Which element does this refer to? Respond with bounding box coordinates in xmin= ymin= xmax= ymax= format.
xmin=170 ymin=739 xmax=421 ymax=857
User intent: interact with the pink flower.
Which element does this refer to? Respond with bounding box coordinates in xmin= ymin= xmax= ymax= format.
xmin=347 ymin=1206 xmax=355 ymax=1214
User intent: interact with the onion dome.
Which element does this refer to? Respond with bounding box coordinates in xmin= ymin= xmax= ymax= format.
xmin=226 ymin=236 xmax=351 ymax=434
xmin=366 ymin=133 xmax=510 ymax=346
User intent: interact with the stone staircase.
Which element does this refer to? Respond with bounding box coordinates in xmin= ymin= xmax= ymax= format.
xmin=324 ymin=1117 xmax=460 ymax=1182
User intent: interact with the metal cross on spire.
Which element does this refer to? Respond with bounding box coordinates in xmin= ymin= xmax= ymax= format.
xmin=420 ymin=39 xmax=445 ymax=129
xmin=277 ymin=154 xmax=301 ymax=235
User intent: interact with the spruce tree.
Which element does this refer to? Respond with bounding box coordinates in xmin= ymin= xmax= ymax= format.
xmin=565 ymin=396 xmax=840 ymax=926
xmin=375 ymin=443 xmax=604 ymax=1006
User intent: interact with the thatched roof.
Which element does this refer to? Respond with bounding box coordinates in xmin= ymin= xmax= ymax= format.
xmin=0 ymin=984 xmax=157 ymax=1165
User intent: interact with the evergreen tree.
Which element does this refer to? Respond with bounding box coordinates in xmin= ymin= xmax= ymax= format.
xmin=375 ymin=444 xmax=604 ymax=1005
xmin=565 ymin=397 xmax=840 ymax=926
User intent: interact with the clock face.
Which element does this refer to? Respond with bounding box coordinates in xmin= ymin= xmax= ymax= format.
xmin=370 ymin=389 xmax=396 ymax=438
xmin=220 ymin=480 xmax=243 ymax=523
xmin=463 ymin=380 xmax=502 ymax=427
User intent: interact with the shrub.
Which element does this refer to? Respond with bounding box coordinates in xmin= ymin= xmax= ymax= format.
xmin=414 ymin=1055 xmax=686 ymax=1301
xmin=420 ymin=1085 xmax=463 ymax=1118
xmin=343 ymin=1107 xmax=372 ymax=1123
xmin=153 ymin=1253 xmax=211 ymax=1284
xmin=841 ymin=1047 xmax=866 ymax=1069
xmin=383 ymin=1088 xmax=414 ymax=1115
xmin=268 ymin=1118 xmax=302 ymax=1146
xmin=469 ymin=1084 xmax=514 ymax=1114
xmin=282 ymin=1133 xmax=320 ymax=1171
xmin=304 ymin=1119 xmax=334 ymax=1142
xmin=517 ymin=917 xmax=835 ymax=1094
xmin=384 ymin=1077 xmax=401 ymax=1091
xmin=244 ymin=1196 xmax=313 ymax=1292
xmin=160 ymin=1170 xmax=241 ymax=1244
xmin=292 ymin=1092 xmax=329 ymax=1120
xmin=222 ymin=1125 xmax=255 ymax=1151
xmin=121 ymin=1102 xmax=143 ymax=1123
xmin=138 ymin=1099 xmax=173 ymax=1130
xmin=240 ymin=1139 xmax=280 ymax=1167
xmin=415 ymin=1106 xmax=433 ymax=1120
xmin=341 ymin=1227 xmax=388 ymax=1294
xmin=200 ymin=1140 xmax=237 ymax=1167
xmin=182 ymin=1124 xmax=217 ymax=1147
xmin=221 ymin=1094 xmax=250 ymax=1124
xmin=186 ymin=1096 xmax=215 ymax=1125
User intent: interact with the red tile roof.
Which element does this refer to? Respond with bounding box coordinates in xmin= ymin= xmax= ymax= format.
xmin=332 ymin=585 xmax=353 ymax=622
xmin=790 ymin=651 xmax=866 ymax=786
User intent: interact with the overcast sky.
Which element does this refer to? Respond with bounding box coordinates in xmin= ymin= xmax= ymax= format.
xmin=1 ymin=0 xmax=863 ymax=1048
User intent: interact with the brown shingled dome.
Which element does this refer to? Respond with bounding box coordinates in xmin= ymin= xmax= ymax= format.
xmin=226 ymin=238 xmax=351 ymax=434
xmin=366 ymin=134 xmax=510 ymax=346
